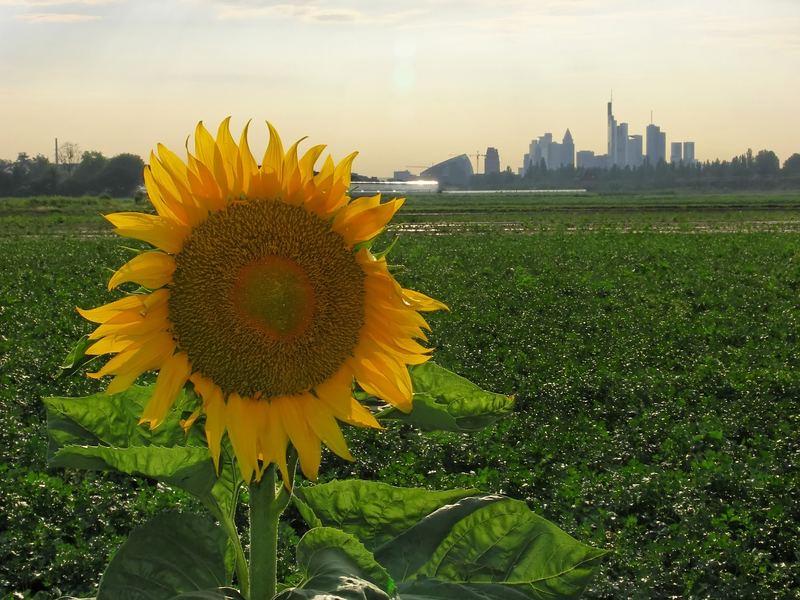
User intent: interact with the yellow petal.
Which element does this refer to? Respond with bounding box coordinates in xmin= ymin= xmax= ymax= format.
xmin=402 ymin=288 xmax=449 ymax=312
xmin=281 ymin=138 xmax=306 ymax=202
xmin=334 ymin=198 xmax=405 ymax=246
xmin=263 ymin=121 xmax=285 ymax=178
xmin=216 ymin=117 xmax=239 ymax=193
xmin=140 ymin=352 xmax=191 ymax=429
xmin=237 ymin=121 xmax=258 ymax=194
xmin=317 ymin=393 xmax=381 ymax=429
xmin=77 ymin=295 xmax=144 ymax=323
xmin=350 ymin=355 xmax=413 ymax=413
xmin=85 ymin=335 xmax=137 ymax=356
xmin=299 ymin=395 xmax=353 ymax=461
xmin=195 ymin=121 xmax=230 ymax=199
xmin=191 ymin=373 xmax=226 ymax=473
xmin=105 ymin=212 xmax=189 ymax=254
xmin=225 ymin=393 xmax=259 ymax=483
xmin=274 ymin=395 xmax=321 ymax=480
xmin=108 ymin=252 xmax=175 ymax=290
xmin=253 ymin=400 xmax=289 ymax=484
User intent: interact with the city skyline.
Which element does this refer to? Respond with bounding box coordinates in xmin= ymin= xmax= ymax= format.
xmin=1 ymin=0 xmax=798 ymax=176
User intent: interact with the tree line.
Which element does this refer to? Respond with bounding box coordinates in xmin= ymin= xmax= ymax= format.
xmin=0 ymin=148 xmax=145 ymax=198
xmin=472 ymin=149 xmax=800 ymax=191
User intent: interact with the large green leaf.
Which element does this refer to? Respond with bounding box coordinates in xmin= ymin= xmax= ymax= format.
xmin=44 ymin=385 xmax=204 ymax=456
xmin=374 ymin=495 xmax=606 ymax=600
xmin=171 ymin=589 xmax=244 ymax=599
xmin=50 ymin=444 xmax=215 ymax=497
xmin=397 ymin=580 xmax=534 ymax=600
xmin=44 ymin=385 xmax=240 ymax=523
xmin=97 ymin=512 xmax=229 ymax=600
xmin=378 ymin=363 xmax=514 ymax=432
xmin=294 ymin=480 xmax=479 ymax=550
xmin=275 ymin=528 xmax=393 ymax=600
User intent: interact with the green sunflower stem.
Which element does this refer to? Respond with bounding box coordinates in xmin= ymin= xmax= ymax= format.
xmin=249 ymin=465 xmax=280 ymax=600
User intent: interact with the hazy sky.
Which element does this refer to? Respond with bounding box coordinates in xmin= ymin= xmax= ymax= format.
xmin=1 ymin=0 xmax=798 ymax=176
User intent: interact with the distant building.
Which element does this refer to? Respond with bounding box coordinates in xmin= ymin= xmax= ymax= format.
xmin=576 ymin=150 xmax=607 ymax=169
xmin=561 ymin=129 xmax=575 ymax=168
xmin=522 ymin=129 xmax=574 ymax=173
xmin=421 ymin=154 xmax=473 ymax=187
xmin=626 ymin=135 xmax=643 ymax=167
xmin=484 ymin=147 xmax=500 ymax=175
xmin=683 ymin=141 xmax=696 ymax=165
xmin=607 ymin=101 xmax=618 ymax=167
xmin=646 ymin=123 xmax=666 ymax=165
xmin=670 ymin=142 xmax=683 ymax=165
xmin=393 ymin=170 xmax=416 ymax=181
xmin=615 ymin=122 xmax=628 ymax=167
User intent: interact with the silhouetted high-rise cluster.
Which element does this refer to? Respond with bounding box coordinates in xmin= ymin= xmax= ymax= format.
xmin=520 ymin=100 xmax=696 ymax=173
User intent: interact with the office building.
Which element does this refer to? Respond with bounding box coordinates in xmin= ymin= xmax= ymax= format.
xmin=561 ymin=129 xmax=575 ymax=168
xmin=670 ymin=142 xmax=683 ymax=164
xmin=577 ymin=150 xmax=607 ymax=169
xmin=646 ymin=123 xmax=667 ymax=165
xmin=626 ymin=135 xmax=643 ymax=168
xmin=522 ymin=129 xmax=575 ymax=173
xmin=484 ymin=147 xmax=500 ymax=175
xmin=683 ymin=142 xmax=696 ymax=165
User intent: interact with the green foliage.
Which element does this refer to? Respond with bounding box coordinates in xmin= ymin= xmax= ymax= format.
xmin=97 ymin=512 xmax=229 ymax=600
xmin=276 ymin=528 xmax=393 ymax=600
xmin=378 ymin=362 xmax=514 ymax=432
xmin=44 ymin=384 xmax=242 ymax=553
xmin=3 ymin=198 xmax=800 ymax=598
xmin=294 ymin=480 xmax=479 ymax=550
xmin=292 ymin=482 xmax=603 ymax=599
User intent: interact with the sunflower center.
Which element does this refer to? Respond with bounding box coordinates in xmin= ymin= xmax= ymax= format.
xmin=169 ymin=199 xmax=365 ymax=398
xmin=232 ymin=257 xmax=315 ymax=339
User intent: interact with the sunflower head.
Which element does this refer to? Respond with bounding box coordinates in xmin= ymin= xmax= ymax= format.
xmin=79 ymin=119 xmax=446 ymax=484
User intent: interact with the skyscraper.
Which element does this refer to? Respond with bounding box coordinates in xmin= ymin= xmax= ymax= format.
xmin=607 ymin=101 xmax=617 ymax=168
xmin=626 ymin=135 xmax=643 ymax=167
xmin=683 ymin=142 xmax=696 ymax=165
xmin=646 ymin=123 xmax=666 ymax=165
xmin=615 ymin=122 xmax=628 ymax=167
xmin=484 ymin=147 xmax=500 ymax=175
xmin=560 ymin=129 xmax=574 ymax=168
xmin=670 ymin=142 xmax=683 ymax=165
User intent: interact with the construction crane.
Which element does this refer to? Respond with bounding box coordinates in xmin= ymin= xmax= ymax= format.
xmin=472 ymin=151 xmax=486 ymax=175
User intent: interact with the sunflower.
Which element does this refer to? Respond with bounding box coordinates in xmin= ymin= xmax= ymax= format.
xmin=79 ymin=119 xmax=446 ymax=484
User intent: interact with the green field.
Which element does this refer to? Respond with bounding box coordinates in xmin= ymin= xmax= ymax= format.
xmin=1 ymin=194 xmax=799 ymax=598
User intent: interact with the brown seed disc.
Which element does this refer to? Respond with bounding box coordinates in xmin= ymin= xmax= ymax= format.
xmin=169 ymin=199 xmax=365 ymax=398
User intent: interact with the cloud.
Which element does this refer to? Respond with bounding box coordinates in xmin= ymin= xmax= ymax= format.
xmin=15 ymin=10 xmax=101 ymax=21
xmin=210 ymin=0 xmax=423 ymax=24
xmin=215 ymin=3 xmax=360 ymax=22
xmin=0 ymin=0 xmax=114 ymax=5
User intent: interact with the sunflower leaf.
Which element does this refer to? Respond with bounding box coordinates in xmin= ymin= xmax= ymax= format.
xmin=275 ymin=527 xmax=393 ymax=600
xmin=378 ymin=362 xmax=514 ymax=432
xmin=44 ymin=386 xmax=240 ymax=524
xmin=293 ymin=480 xmax=479 ymax=551
xmin=44 ymin=384 xmax=204 ymax=456
xmin=97 ymin=512 xmax=229 ymax=599
xmin=374 ymin=495 xmax=607 ymax=600
xmin=50 ymin=444 xmax=215 ymax=496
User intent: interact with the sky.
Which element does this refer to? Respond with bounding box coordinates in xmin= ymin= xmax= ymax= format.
xmin=1 ymin=0 xmax=798 ymax=176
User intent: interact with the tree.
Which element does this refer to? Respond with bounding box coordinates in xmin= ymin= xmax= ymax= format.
xmin=57 ymin=142 xmax=81 ymax=172
xmin=754 ymin=150 xmax=780 ymax=177
xmin=98 ymin=153 xmax=145 ymax=196
xmin=64 ymin=151 xmax=108 ymax=194
xmin=782 ymin=153 xmax=800 ymax=175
